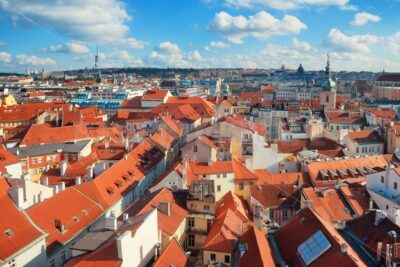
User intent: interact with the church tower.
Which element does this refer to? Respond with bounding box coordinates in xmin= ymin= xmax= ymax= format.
xmin=319 ymin=54 xmax=336 ymax=110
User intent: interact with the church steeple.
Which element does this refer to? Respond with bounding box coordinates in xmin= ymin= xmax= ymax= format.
xmin=325 ymin=54 xmax=332 ymax=79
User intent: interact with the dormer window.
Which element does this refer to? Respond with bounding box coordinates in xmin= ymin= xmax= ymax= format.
xmin=298 ymin=230 xmax=331 ymax=265
xmin=4 ymin=229 xmax=13 ymax=237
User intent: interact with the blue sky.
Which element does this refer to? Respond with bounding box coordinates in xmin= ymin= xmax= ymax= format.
xmin=0 ymin=0 xmax=400 ymax=72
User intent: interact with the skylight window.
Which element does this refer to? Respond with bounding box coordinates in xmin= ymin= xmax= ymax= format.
xmin=298 ymin=230 xmax=331 ymax=265
xmin=4 ymin=229 xmax=13 ymax=237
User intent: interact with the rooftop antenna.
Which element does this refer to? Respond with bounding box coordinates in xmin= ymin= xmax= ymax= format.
xmin=94 ymin=44 xmax=102 ymax=83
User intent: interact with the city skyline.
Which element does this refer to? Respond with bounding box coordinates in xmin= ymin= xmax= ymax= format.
xmin=0 ymin=0 xmax=400 ymax=73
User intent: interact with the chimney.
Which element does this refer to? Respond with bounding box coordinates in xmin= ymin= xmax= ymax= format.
xmin=16 ymin=149 xmax=20 ymax=156
xmin=87 ymin=166 xmax=94 ymax=180
xmin=158 ymin=202 xmax=171 ymax=216
xmin=54 ymin=219 xmax=66 ymax=233
xmin=60 ymin=160 xmax=68 ymax=176
xmin=54 ymin=185 xmax=59 ymax=195
xmin=43 ymin=176 xmax=49 ymax=187
xmin=122 ymin=213 xmax=129 ymax=222
xmin=124 ymin=154 xmax=128 ymax=161
xmin=208 ymin=158 xmax=212 ymax=166
xmin=125 ymin=137 xmax=129 ymax=151
xmin=45 ymin=164 xmax=50 ymax=172
xmin=374 ymin=210 xmax=386 ymax=226
xmin=369 ymin=198 xmax=374 ymax=210
xmin=75 ymin=177 xmax=82 ymax=185
xmin=106 ymin=215 xmax=118 ymax=231
xmin=38 ymin=192 xmax=43 ymax=203
xmin=340 ymin=243 xmax=348 ymax=254
xmin=8 ymin=187 xmax=24 ymax=208
xmin=58 ymin=182 xmax=65 ymax=192
xmin=105 ymin=140 xmax=109 ymax=149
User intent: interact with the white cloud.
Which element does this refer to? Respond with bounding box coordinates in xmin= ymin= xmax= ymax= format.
xmin=155 ymin=42 xmax=181 ymax=54
xmin=208 ymin=11 xmax=307 ymax=43
xmin=146 ymin=42 xmax=204 ymax=67
xmin=42 ymin=41 xmax=89 ymax=54
xmin=388 ymin=32 xmax=400 ymax=56
xmin=224 ymin=0 xmax=351 ymax=10
xmin=210 ymin=41 xmax=230 ymax=48
xmin=324 ymin=28 xmax=380 ymax=53
xmin=16 ymin=54 xmax=56 ymax=66
xmin=351 ymin=12 xmax=380 ymax=26
xmin=292 ymin=38 xmax=313 ymax=52
xmin=0 ymin=0 xmax=145 ymax=48
xmin=0 ymin=52 xmax=11 ymax=63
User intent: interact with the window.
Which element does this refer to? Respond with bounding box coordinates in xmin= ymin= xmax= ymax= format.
xmin=223 ymin=173 xmax=227 ymax=178
xmin=188 ymin=234 xmax=195 ymax=247
xmin=381 ymin=176 xmax=385 ymax=184
xmin=217 ymin=185 xmax=221 ymax=192
xmin=50 ymin=259 xmax=55 ymax=267
xmin=224 ymin=255 xmax=231 ymax=263
xmin=298 ymin=230 xmax=331 ymax=265
xmin=204 ymin=205 xmax=210 ymax=211
xmin=282 ymin=210 xmax=288 ymax=219
xmin=356 ymin=147 xmax=359 ymax=154
xmin=395 ymin=182 xmax=398 ymax=190
xmin=239 ymin=182 xmax=244 ymax=191
xmin=269 ymin=210 xmax=274 ymax=219
xmin=188 ymin=218 xmax=195 ymax=227
xmin=193 ymin=145 xmax=198 ymax=152
xmin=326 ymin=95 xmax=329 ymax=102
xmin=217 ymin=174 xmax=220 ymax=178
xmin=210 ymin=253 xmax=216 ymax=261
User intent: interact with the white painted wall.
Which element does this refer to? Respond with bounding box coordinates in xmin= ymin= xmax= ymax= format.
xmin=1 ymin=238 xmax=47 ymax=267
xmin=117 ymin=209 xmax=158 ymax=267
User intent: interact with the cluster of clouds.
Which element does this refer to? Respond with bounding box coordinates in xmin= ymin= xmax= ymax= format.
xmin=0 ymin=0 xmax=397 ymax=72
xmin=208 ymin=11 xmax=307 ymax=44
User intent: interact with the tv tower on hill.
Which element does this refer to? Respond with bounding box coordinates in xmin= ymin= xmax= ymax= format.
xmin=94 ymin=44 xmax=102 ymax=83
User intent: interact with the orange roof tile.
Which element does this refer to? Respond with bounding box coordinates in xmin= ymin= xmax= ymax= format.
xmin=0 ymin=179 xmax=44 ymax=261
xmin=215 ymin=192 xmax=252 ymax=222
xmin=154 ymin=238 xmax=191 ymax=267
xmin=347 ymin=130 xmax=384 ymax=143
xmin=238 ymin=226 xmax=275 ymax=267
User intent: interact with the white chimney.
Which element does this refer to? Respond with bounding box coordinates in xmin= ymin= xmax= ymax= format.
xmin=122 ymin=213 xmax=129 ymax=222
xmin=60 ymin=160 xmax=68 ymax=176
xmin=54 ymin=186 xmax=59 ymax=195
xmin=38 ymin=192 xmax=43 ymax=203
xmin=16 ymin=149 xmax=20 ymax=156
xmin=58 ymin=182 xmax=65 ymax=192
xmin=43 ymin=176 xmax=49 ymax=187
xmin=106 ymin=215 xmax=118 ymax=231
xmin=75 ymin=177 xmax=82 ymax=185
xmin=374 ymin=210 xmax=386 ymax=226
xmin=87 ymin=166 xmax=94 ymax=180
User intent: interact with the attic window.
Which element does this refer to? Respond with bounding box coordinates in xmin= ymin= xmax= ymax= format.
xmin=73 ymin=216 xmax=79 ymax=222
xmin=106 ymin=188 xmax=114 ymax=196
xmin=4 ymin=229 xmax=13 ymax=237
xmin=298 ymin=230 xmax=331 ymax=265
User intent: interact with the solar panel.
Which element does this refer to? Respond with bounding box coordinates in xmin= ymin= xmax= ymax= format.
xmin=298 ymin=230 xmax=331 ymax=265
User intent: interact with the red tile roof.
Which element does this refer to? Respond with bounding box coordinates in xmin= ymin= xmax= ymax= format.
xmin=26 ymin=186 xmax=104 ymax=251
xmin=251 ymin=184 xmax=301 ymax=208
xmin=142 ymin=88 xmax=169 ymax=100
xmin=215 ymin=192 xmax=252 ymax=222
xmin=238 ymin=226 xmax=276 ymax=267
xmin=153 ymin=238 xmax=191 ymax=267
xmin=0 ymin=179 xmax=45 ymax=261
xmin=254 ymin=170 xmax=305 ymax=185
xmin=377 ymin=73 xmax=400 ymax=82
xmin=325 ymin=111 xmax=364 ymax=124
xmin=224 ymin=115 xmax=265 ymax=136
xmin=273 ymin=207 xmax=367 ymax=267
xmin=203 ymin=209 xmax=244 ymax=253
xmin=347 ymin=130 xmax=384 ymax=144
xmin=20 ymin=124 xmax=91 ymax=146
xmin=166 ymin=96 xmax=215 ymax=118
xmin=119 ymin=96 xmax=142 ymax=109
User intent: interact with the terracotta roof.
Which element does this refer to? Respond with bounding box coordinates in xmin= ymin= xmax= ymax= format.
xmin=347 ymin=130 xmax=384 ymax=144
xmin=203 ymin=209 xmax=244 ymax=253
xmin=160 ymin=117 xmax=184 ymax=137
xmin=254 ymin=170 xmax=305 ymax=185
xmin=251 ymin=184 xmax=301 ymax=208
xmin=277 ymin=138 xmax=338 ymax=154
xmin=302 ymin=188 xmax=354 ymax=223
xmin=273 ymin=207 xmax=367 ymax=267
xmin=26 ymin=186 xmax=104 ymax=251
xmin=224 ymin=115 xmax=265 ymax=136
xmin=20 ymin=124 xmax=91 ymax=146
xmin=150 ymin=127 xmax=177 ymax=150
xmin=121 ymin=188 xmax=187 ymax=236
xmin=377 ymin=73 xmax=400 ymax=82
xmin=347 ymin=210 xmax=400 ymax=260
xmin=142 ymin=88 xmax=169 ymax=100
xmin=306 ymin=155 xmax=388 ymax=186
xmin=238 ymin=226 xmax=276 ymax=267
xmin=366 ymin=109 xmax=398 ymax=119
xmin=0 ymin=179 xmax=45 ymax=261
xmin=325 ymin=111 xmax=364 ymax=124
xmin=215 ymin=191 xmax=252 ymax=222
xmin=153 ymin=238 xmax=191 ymax=267
xmin=166 ymin=96 xmax=215 ymax=118
xmin=119 ymin=96 xmax=142 ymax=109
